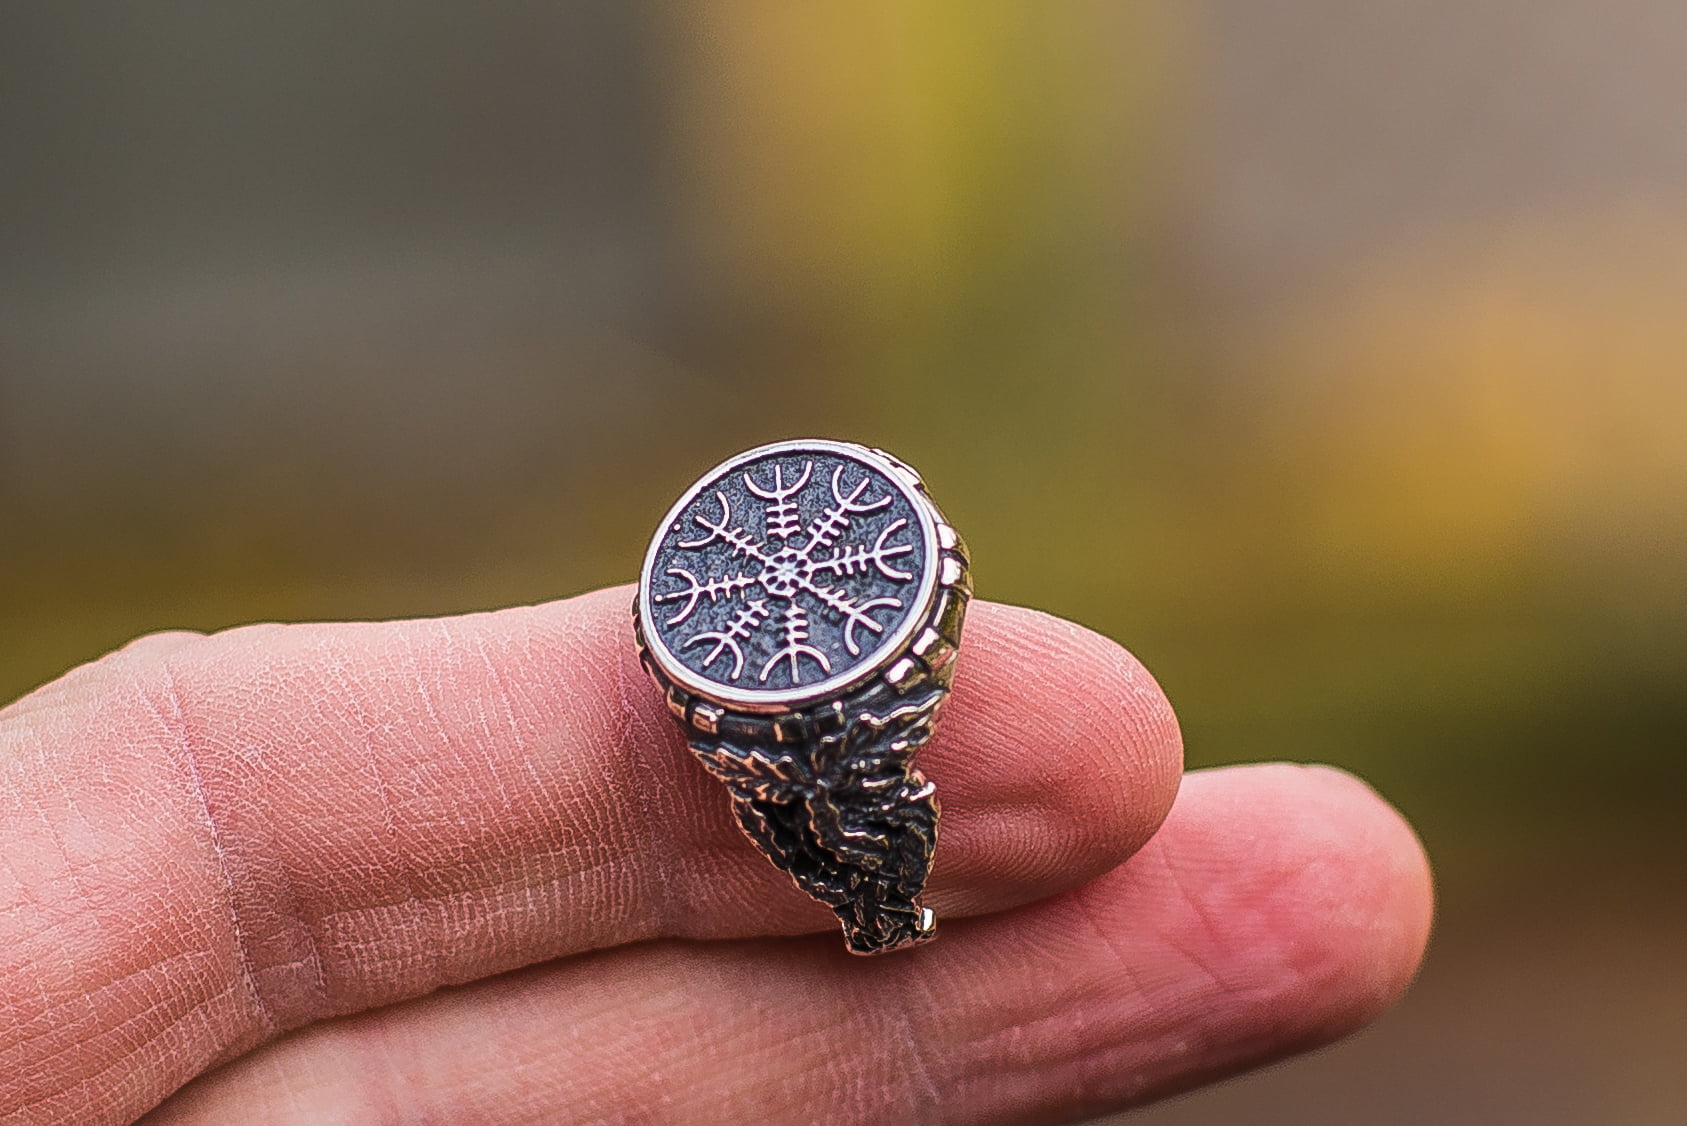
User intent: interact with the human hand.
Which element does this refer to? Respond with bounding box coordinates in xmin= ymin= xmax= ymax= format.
xmin=1 ymin=587 xmax=1431 ymax=1124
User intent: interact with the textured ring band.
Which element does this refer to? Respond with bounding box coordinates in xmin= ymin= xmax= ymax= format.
xmin=634 ymin=438 xmax=971 ymax=954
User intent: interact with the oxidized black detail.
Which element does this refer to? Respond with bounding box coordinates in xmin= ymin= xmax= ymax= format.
xmin=690 ymin=681 xmax=944 ymax=954
xmin=635 ymin=439 xmax=970 ymax=955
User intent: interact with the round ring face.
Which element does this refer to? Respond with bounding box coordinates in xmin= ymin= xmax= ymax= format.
xmin=639 ymin=440 xmax=939 ymax=711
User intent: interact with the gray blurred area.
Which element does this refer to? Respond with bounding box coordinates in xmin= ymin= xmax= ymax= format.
xmin=1187 ymin=0 xmax=1687 ymax=306
xmin=3 ymin=3 xmax=1685 ymax=1123
xmin=2 ymin=3 xmax=705 ymax=651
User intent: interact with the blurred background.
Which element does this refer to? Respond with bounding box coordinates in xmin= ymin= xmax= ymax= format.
xmin=3 ymin=3 xmax=1684 ymax=1121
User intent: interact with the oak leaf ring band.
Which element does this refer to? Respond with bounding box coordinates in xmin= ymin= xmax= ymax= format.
xmin=633 ymin=438 xmax=971 ymax=955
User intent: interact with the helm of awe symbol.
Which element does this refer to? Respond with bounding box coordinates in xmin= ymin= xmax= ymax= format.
xmin=641 ymin=442 xmax=936 ymax=703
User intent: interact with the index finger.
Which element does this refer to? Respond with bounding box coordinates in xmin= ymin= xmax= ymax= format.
xmin=0 ymin=589 xmax=1181 ymax=1125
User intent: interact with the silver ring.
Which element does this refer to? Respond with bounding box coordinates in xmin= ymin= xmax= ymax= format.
xmin=634 ymin=439 xmax=971 ymax=954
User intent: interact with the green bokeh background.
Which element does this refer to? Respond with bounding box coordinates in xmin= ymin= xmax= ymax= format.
xmin=4 ymin=4 xmax=1684 ymax=1121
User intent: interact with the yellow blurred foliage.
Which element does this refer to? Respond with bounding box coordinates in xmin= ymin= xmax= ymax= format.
xmin=1235 ymin=203 xmax=1687 ymax=598
xmin=659 ymin=1 xmax=1176 ymax=342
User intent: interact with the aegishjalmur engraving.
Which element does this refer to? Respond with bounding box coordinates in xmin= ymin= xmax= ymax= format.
xmin=645 ymin=446 xmax=931 ymax=701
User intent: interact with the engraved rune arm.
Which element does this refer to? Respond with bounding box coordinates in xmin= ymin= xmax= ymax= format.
xmin=653 ymin=567 xmax=761 ymax=626
xmin=806 ymin=517 xmax=916 ymax=582
xmin=743 ymin=460 xmax=813 ymax=542
xmin=796 ymin=575 xmax=901 ymax=656
xmin=678 ymin=491 xmax=770 ymax=561
xmin=800 ymin=465 xmax=893 ymax=557
xmin=758 ymin=601 xmax=832 ymax=685
xmin=683 ymin=599 xmax=771 ymax=680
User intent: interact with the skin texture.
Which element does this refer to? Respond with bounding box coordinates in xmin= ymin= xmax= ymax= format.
xmin=0 ymin=587 xmax=1432 ymax=1125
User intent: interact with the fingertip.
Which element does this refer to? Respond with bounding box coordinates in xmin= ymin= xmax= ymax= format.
xmin=1172 ymin=763 xmax=1435 ymax=1036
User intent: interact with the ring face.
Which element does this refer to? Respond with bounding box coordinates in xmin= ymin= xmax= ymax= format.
xmin=639 ymin=439 xmax=939 ymax=712
xmin=635 ymin=438 xmax=970 ymax=956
